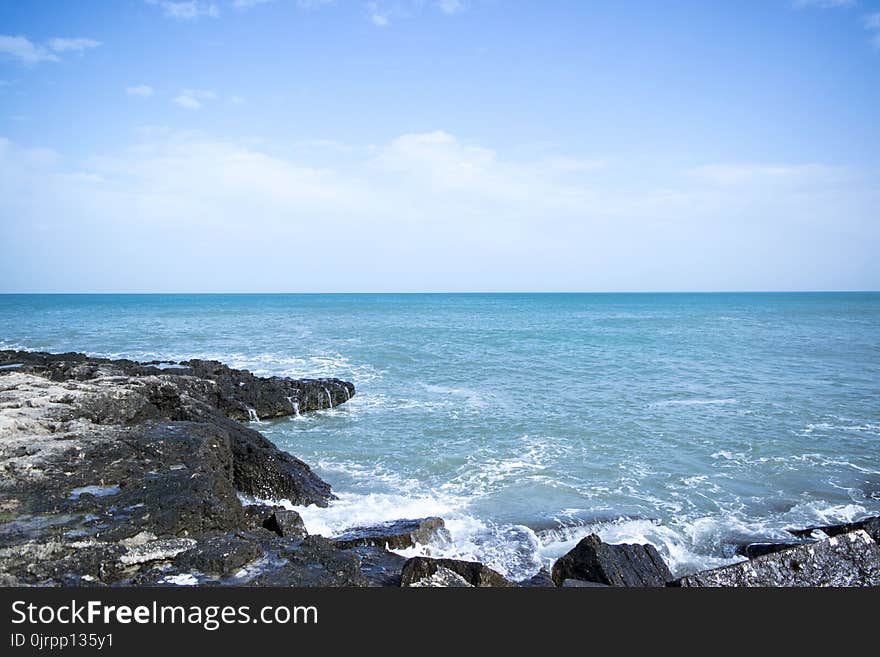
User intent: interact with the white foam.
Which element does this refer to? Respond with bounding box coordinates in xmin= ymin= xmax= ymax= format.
xmin=160 ymin=573 xmax=199 ymax=586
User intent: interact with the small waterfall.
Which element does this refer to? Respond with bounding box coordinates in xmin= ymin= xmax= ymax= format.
xmin=343 ymin=386 xmax=351 ymax=401
xmin=324 ymin=388 xmax=333 ymax=409
xmin=286 ymin=397 xmax=300 ymax=416
xmin=246 ymin=407 xmax=260 ymax=423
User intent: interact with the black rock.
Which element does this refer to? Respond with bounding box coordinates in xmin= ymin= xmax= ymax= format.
xmin=251 ymin=536 xmax=368 ymax=587
xmin=263 ymin=509 xmax=307 ymax=538
xmin=400 ymin=557 xmax=515 ymax=587
xmin=174 ymin=533 xmax=263 ymax=576
xmin=561 ymin=579 xmax=609 ymax=587
xmin=0 ymin=349 xmax=347 ymax=586
xmin=517 ymin=568 xmax=556 ymax=588
xmin=551 ymin=534 xmax=672 ymax=587
xmin=346 ymin=546 xmax=408 ymax=587
xmin=673 ymin=530 xmax=880 ymax=587
xmin=787 ymin=516 xmax=880 ymax=543
xmin=331 ymin=517 xmax=449 ymax=550
xmin=734 ymin=542 xmax=802 ymax=559
xmin=241 ymin=504 xmax=278 ymax=533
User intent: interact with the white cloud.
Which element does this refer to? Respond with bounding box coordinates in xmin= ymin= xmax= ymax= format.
xmin=47 ymin=37 xmax=102 ymax=53
xmin=1 ymin=131 xmax=876 ymax=292
xmin=366 ymin=2 xmax=390 ymax=26
xmin=0 ymin=35 xmax=59 ymax=65
xmin=147 ymin=1 xmax=220 ymax=20
xmin=172 ymin=88 xmax=218 ymax=109
xmin=436 ymin=0 xmax=465 ymax=15
xmin=126 ymin=85 xmax=155 ymax=98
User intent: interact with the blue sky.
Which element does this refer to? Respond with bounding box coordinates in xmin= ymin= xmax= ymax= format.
xmin=0 ymin=0 xmax=878 ymax=292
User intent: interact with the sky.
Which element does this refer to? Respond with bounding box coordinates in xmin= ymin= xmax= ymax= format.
xmin=0 ymin=0 xmax=878 ymax=293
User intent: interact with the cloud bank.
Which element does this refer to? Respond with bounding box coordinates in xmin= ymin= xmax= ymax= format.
xmin=0 ymin=131 xmax=876 ymax=292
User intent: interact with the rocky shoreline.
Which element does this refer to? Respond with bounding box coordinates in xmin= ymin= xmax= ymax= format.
xmin=1 ymin=350 xmax=878 ymax=587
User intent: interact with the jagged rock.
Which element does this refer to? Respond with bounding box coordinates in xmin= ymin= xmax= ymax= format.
xmin=223 ymin=417 xmax=332 ymax=506
xmin=787 ymin=516 xmax=880 ymax=543
xmin=251 ymin=536 xmax=369 ymax=587
xmin=331 ymin=517 xmax=449 ymax=550
xmin=347 ymin=546 xmax=408 ymax=587
xmin=174 ymin=533 xmax=263 ymax=576
xmin=120 ymin=538 xmax=197 ymax=566
xmin=262 ymin=509 xmax=307 ymax=538
xmin=0 ymin=350 xmax=352 ymax=586
xmin=242 ymin=504 xmax=278 ymax=533
xmin=518 ymin=568 xmax=556 ymax=587
xmin=551 ymin=534 xmax=672 ymax=587
xmin=0 ymin=350 xmax=355 ymax=421
xmin=409 ymin=567 xmax=473 ymax=587
xmin=674 ymin=530 xmax=880 ymax=587
xmin=400 ymin=557 xmax=515 ymax=587
xmin=561 ymin=579 xmax=609 ymax=587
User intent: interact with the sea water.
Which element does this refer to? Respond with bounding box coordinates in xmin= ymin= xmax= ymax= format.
xmin=1 ymin=293 xmax=878 ymax=579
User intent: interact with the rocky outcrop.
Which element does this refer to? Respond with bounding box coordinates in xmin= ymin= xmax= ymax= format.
xmin=400 ymin=557 xmax=515 ymax=587
xmin=330 ymin=518 xmax=450 ymax=550
xmin=550 ymin=534 xmax=672 ymax=587
xmin=673 ymin=530 xmax=880 ymax=587
xmin=0 ymin=350 xmax=357 ymax=587
xmin=0 ymin=350 xmax=354 ymax=421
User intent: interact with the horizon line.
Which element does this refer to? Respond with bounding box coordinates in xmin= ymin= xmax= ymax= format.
xmin=1 ymin=290 xmax=879 ymax=296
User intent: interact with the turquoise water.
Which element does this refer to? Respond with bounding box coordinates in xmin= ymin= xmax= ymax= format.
xmin=2 ymin=293 xmax=879 ymax=578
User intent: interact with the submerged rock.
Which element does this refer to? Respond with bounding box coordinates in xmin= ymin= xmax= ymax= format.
xmin=331 ymin=517 xmax=449 ymax=550
xmin=400 ymin=557 xmax=515 ymax=587
xmin=674 ymin=530 xmax=880 ymax=587
xmin=551 ymin=534 xmax=672 ymax=587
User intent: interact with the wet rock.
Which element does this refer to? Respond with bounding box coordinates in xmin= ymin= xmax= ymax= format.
xmin=174 ymin=533 xmax=263 ymax=576
xmin=346 ymin=546 xmax=408 ymax=587
xmin=251 ymin=536 xmax=368 ymax=587
xmin=518 ymin=568 xmax=556 ymax=587
xmin=409 ymin=567 xmax=473 ymax=587
xmin=120 ymin=538 xmax=197 ymax=566
xmin=734 ymin=542 xmax=802 ymax=559
xmin=0 ymin=350 xmax=350 ymax=585
xmin=787 ymin=516 xmax=880 ymax=543
xmin=400 ymin=557 xmax=515 ymax=587
xmin=242 ymin=504 xmax=278 ymax=533
xmin=551 ymin=534 xmax=672 ymax=587
xmin=224 ymin=418 xmax=333 ymax=506
xmin=262 ymin=509 xmax=307 ymax=538
xmin=674 ymin=530 xmax=880 ymax=587
xmin=331 ymin=517 xmax=449 ymax=550
xmin=561 ymin=579 xmax=609 ymax=587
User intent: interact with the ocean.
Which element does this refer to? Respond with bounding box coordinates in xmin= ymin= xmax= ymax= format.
xmin=1 ymin=292 xmax=878 ymax=580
